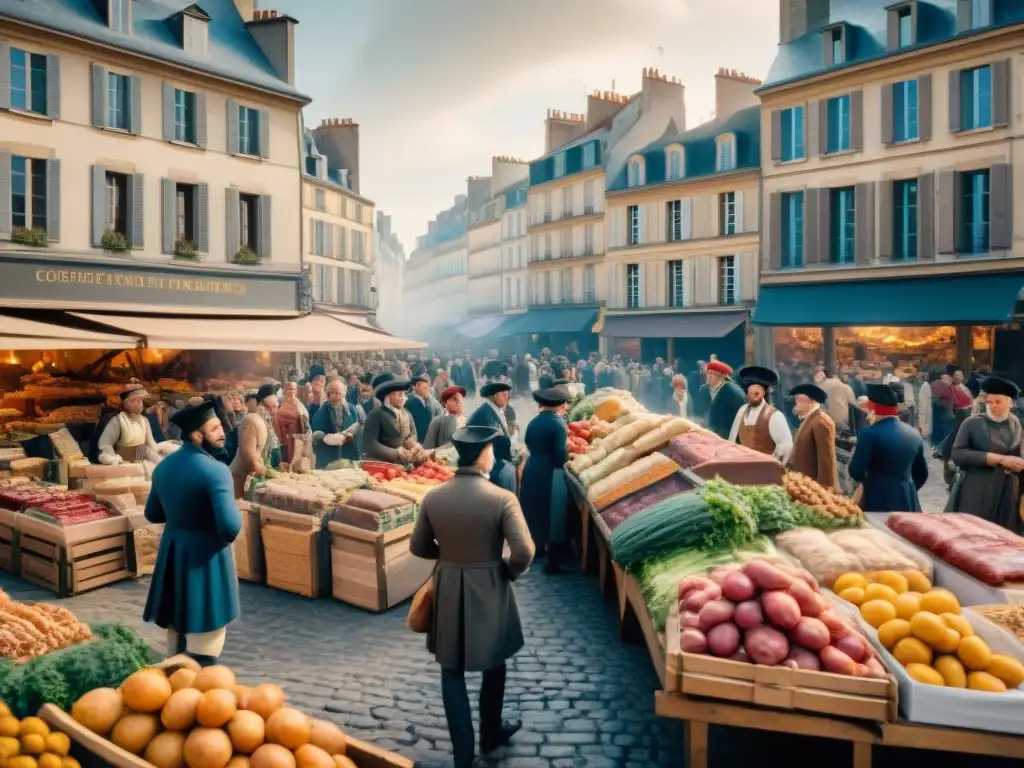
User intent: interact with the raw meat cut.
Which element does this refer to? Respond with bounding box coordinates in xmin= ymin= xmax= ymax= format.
xmin=660 ymin=433 xmax=784 ymax=486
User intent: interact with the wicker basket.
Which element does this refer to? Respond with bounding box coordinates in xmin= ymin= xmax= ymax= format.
xmin=131 ymin=525 xmax=162 ymax=576
xmin=261 ymin=517 xmax=320 ymax=597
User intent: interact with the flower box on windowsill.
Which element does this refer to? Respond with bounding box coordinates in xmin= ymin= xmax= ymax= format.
xmin=11 ymin=227 xmax=48 ymax=247
xmin=100 ymin=230 xmax=130 ymax=253
xmin=233 ymin=248 xmax=260 ymax=266
xmin=173 ymin=240 xmax=201 ymax=261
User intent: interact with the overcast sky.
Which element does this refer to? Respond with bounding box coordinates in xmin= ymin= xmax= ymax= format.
xmin=271 ymin=0 xmax=779 ymax=254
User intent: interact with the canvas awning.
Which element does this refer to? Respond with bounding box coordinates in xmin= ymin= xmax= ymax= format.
xmin=454 ymin=315 xmax=510 ymax=339
xmin=600 ymin=310 xmax=748 ymax=339
xmin=0 ymin=313 xmax=142 ymax=349
xmin=68 ymin=311 xmax=426 ymax=352
xmin=492 ymin=307 xmax=598 ymax=338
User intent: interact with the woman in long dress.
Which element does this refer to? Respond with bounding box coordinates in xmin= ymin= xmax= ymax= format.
xmin=519 ymin=386 xmax=571 ymax=574
xmin=946 ymin=376 xmax=1024 ymax=533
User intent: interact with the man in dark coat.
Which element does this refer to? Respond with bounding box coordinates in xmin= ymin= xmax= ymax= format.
xmin=467 ymin=382 xmax=517 ymax=492
xmin=406 ymin=374 xmax=443 ymax=443
xmin=143 ymin=400 xmax=242 ymax=666
xmin=512 ymin=356 xmax=530 ymax=399
xmin=705 ymin=360 xmax=745 ymax=440
xmin=410 ymin=425 xmax=534 ymax=767
xmin=362 ymin=373 xmax=426 ymax=464
xmin=848 ymin=384 xmax=928 ymax=512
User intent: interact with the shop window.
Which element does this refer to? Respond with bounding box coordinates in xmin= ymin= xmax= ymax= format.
xmin=781 ymin=191 xmax=804 ymax=268
xmin=11 ymin=156 xmax=48 ymax=233
xmin=239 ymin=192 xmax=259 ymax=250
xmin=626 ymin=264 xmax=640 ymax=309
xmin=780 ymin=106 xmax=805 ymax=161
xmin=627 ymin=205 xmax=640 ymax=245
xmin=960 ymin=66 xmax=992 ymax=131
xmin=893 ymin=179 xmax=918 ymax=260
xmin=584 ymin=265 xmax=596 ymax=302
xmin=893 ymin=79 xmax=919 ymax=142
xmin=107 ymin=72 xmax=130 ymax=130
xmin=238 ymin=105 xmax=260 ymax=156
xmin=173 ymin=88 xmax=196 ymax=144
xmin=961 ymin=169 xmax=989 ymax=254
xmin=826 ymin=95 xmax=851 ymax=152
xmin=9 ymin=48 xmax=47 ymax=115
xmin=835 ymin=327 xmax=956 ymax=374
xmin=720 ymin=192 xmax=737 ymax=235
xmin=105 ymin=171 xmax=129 ymax=235
xmin=668 ymin=260 xmax=684 ymax=307
xmin=719 ymin=255 xmax=737 ymax=305
xmin=174 ymin=182 xmax=196 ymax=243
xmin=830 ymin=186 xmax=856 ymax=264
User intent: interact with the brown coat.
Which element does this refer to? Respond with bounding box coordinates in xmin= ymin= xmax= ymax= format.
xmin=229 ymin=413 xmax=268 ymax=499
xmin=789 ymin=408 xmax=837 ymax=488
xmin=409 ymin=467 xmax=536 ymax=671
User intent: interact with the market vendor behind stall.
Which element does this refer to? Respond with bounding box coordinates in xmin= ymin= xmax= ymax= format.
xmin=274 ymin=381 xmax=311 ymax=465
xmin=97 ymin=385 xmax=163 ymax=467
xmin=728 ymin=366 xmax=793 ymax=463
xmin=229 ymin=384 xmax=275 ymax=498
xmin=311 ymin=379 xmax=364 ymax=468
xmin=362 ymin=373 xmax=431 ymax=465
xmin=467 ymin=381 xmax=517 ymax=493
xmin=705 ymin=360 xmax=745 ymax=440
xmin=406 ymin=374 xmax=443 ymax=443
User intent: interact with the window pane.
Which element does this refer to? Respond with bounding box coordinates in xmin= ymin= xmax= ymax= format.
xmin=29 ymin=54 xmax=46 ymax=115
xmin=31 ymin=159 xmax=46 ymax=231
xmin=898 ymin=10 xmax=913 ymax=46
xmin=11 ymin=156 xmax=27 ymax=229
xmin=894 ymin=180 xmax=918 ymax=260
xmin=10 ymin=49 xmax=27 ymax=111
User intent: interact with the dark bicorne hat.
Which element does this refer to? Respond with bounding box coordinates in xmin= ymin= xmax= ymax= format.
xmin=255 ymin=384 xmax=277 ymax=403
xmin=738 ymin=366 xmax=778 ymax=391
xmin=865 ymin=383 xmax=899 ymax=408
xmin=981 ymin=376 xmax=1020 ymax=399
xmin=789 ymin=383 xmax=827 ymax=404
xmin=533 ymin=386 xmax=571 ymax=407
xmin=480 ymin=381 xmax=512 ymax=398
xmin=170 ymin=401 xmax=218 ymax=434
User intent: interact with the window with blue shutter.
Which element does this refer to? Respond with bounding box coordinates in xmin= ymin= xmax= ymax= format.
xmin=780 ymin=106 xmax=804 ymax=161
xmin=961 ymin=170 xmax=989 ymax=254
xmin=238 ymin=106 xmax=260 ymax=155
xmin=107 ymin=72 xmax=130 ymax=130
xmin=174 ymin=89 xmax=196 ymax=143
xmin=10 ymin=155 xmax=48 ymax=233
xmin=9 ymin=48 xmax=47 ymax=115
xmin=893 ymin=79 xmax=919 ymax=141
xmin=826 ymin=95 xmax=851 ymax=152
xmin=781 ymin=191 xmax=804 ymax=268
xmin=720 ymin=192 xmax=737 ymax=235
xmin=830 ymin=187 xmax=856 ymax=264
xmin=960 ymin=66 xmax=992 ymax=130
xmin=893 ymin=179 xmax=918 ymax=260
xmin=718 ymin=256 xmax=737 ymax=305
xmin=627 ymin=205 xmax=640 ymax=244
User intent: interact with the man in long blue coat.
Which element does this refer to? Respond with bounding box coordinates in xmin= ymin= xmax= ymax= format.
xmin=848 ymin=383 xmax=928 ymax=512
xmin=143 ymin=400 xmax=242 ymax=667
xmin=467 ymin=381 xmax=517 ymax=492
xmin=406 ymin=373 xmax=443 ymax=443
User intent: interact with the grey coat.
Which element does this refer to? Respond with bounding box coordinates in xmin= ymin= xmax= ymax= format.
xmin=423 ymin=414 xmax=460 ymax=450
xmin=361 ymin=405 xmax=417 ymax=462
xmin=410 ymin=468 xmax=536 ymax=671
xmin=946 ymin=414 xmax=1024 ymax=533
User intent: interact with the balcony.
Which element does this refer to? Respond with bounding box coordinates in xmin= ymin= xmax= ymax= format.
xmin=527 ymin=249 xmax=603 ymax=267
xmin=528 ymin=209 xmax=603 ymax=232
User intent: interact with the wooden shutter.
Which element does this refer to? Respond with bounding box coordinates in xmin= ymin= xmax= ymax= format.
xmin=803 ymin=188 xmax=819 ymax=266
xmin=989 ymin=163 xmax=1012 ymax=251
xmin=734 ymin=193 xmax=745 ymax=234
xmin=854 ymin=182 xmax=875 ymax=264
xmin=817 ymin=188 xmax=832 ymax=264
xmin=768 ymin=192 xmax=782 ymax=271
xmin=919 ymin=74 xmax=933 ymax=141
xmin=225 ymin=187 xmax=240 ymax=258
xmin=226 ymin=99 xmax=239 ymax=154
xmin=770 ymin=110 xmax=782 ymax=163
xmin=162 ymin=82 xmax=174 ymax=141
xmin=851 ymin=90 xmax=864 ymax=151
xmin=45 ymin=54 xmax=60 ymax=119
xmin=917 ymin=172 xmax=935 ymax=260
xmin=258 ymin=109 xmax=270 ymax=158
xmin=39 ymin=163 xmax=64 ymax=243
xmin=91 ymin=165 xmax=106 ymax=246
xmin=91 ymin=64 xmax=108 ymax=127
xmin=258 ymin=195 xmax=272 ymax=260
xmin=196 ymin=183 xmax=209 ymax=253
xmin=129 ymin=75 xmax=142 ymax=134
xmin=195 ymin=92 xmax=207 ymax=148
xmin=956 ymin=0 xmax=972 ymax=32
xmin=936 ymin=170 xmax=956 ymax=254
xmin=948 ymin=69 xmax=961 ymax=132
xmin=992 ymin=59 xmax=1010 ymax=127
xmin=161 ymin=179 xmax=175 ymax=254
xmin=880 ymin=83 xmax=894 ymax=145
xmin=877 ymin=180 xmax=893 ymax=261
xmin=0 ymin=151 xmax=10 ymax=236
xmin=818 ymin=99 xmax=829 ymax=155
xmin=680 ymin=198 xmax=692 ymax=240
xmin=130 ymin=173 xmax=144 ymax=248
xmin=0 ymin=42 xmax=9 ymax=110
xmin=637 ymin=263 xmax=646 ymax=307
xmin=339 ymin=227 xmax=347 ymax=259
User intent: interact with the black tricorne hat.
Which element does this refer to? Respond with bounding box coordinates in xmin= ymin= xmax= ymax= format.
xmin=738 ymin=366 xmax=778 ymax=391
xmin=981 ymin=376 xmax=1020 ymax=399
xmin=789 ymin=383 xmax=827 ymax=404
xmin=480 ymin=381 xmax=512 ymax=398
xmin=255 ymin=384 xmax=277 ymax=403
xmin=170 ymin=401 xmax=218 ymax=434
xmin=865 ymin=383 xmax=899 ymax=408
xmin=533 ymin=386 xmax=571 ymax=407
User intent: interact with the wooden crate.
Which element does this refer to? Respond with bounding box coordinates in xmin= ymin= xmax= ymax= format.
xmin=259 ymin=506 xmax=323 ymax=598
xmin=234 ymin=500 xmax=266 ymax=583
xmin=664 ymin=603 xmax=897 ymax=722
xmin=0 ymin=508 xmax=16 ymax=574
xmin=17 ymin=514 xmax=130 ymax=596
xmin=327 ymin=519 xmax=434 ymax=612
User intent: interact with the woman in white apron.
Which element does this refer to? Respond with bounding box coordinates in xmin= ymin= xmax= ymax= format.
xmin=97 ymin=386 xmax=163 ymax=467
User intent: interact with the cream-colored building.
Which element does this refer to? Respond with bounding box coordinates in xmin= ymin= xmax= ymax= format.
xmin=601 ymin=70 xmax=761 ymax=367
xmin=467 ymin=178 xmax=503 ymax=317
xmin=302 ymin=119 xmax=374 ymax=320
xmin=0 ymin=0 xmax=310 ymax=318
xmin=757 ymin=0 xmax=1024 ymax=375
xmin=501 ymin=182 xmax=528 ymax=314
xmin=373 ymin=211 xmax=405 ymax=333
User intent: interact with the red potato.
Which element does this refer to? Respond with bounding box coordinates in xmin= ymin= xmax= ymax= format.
xmin=698 ymin=600 xmax=735 ymax=632
xmin=790 ymin=616 xmax=830 ymax=651
xmin=721 ymin=571 xmax=756 ymax=602
xmin=744 ymin=626 xmax=790 ymax=666
xmin=742 ymin=559 xmax=793 ymax=592
xmin=679 ymin=610 xmax=702 ymax=629
xmin=680 ymin=628 xmax=708 ymax=653
xmin=707 ymin=622 xmax=741 ymax=658
xmin=863 ymin=658 xmax=888 ymax=679
xmin=818 ymin=610 xmax=854 ymax=642
xmin=734 ymin=600 xmax=764 ymax=630
xmin=786 ymin=580 xmax=822 ymax=617
xmin=677 ymin=576 xmax=716 ymax=601
xmin=819 ymin=645 xmax=858 ymax=676
xmin=785 ymin=646 xmax=822 ymax=671
xmin=761 ymin=590 xmax=802 ymax=630
xmin=835 ymin=633 xmax=870 ymax=663
xmin=708 ymin=564 xmax=741 ymax=586
xmin=779 ymin=565 xmax=819 ymax=592
xmin=682 ymin=584 xmax=722 ymax=613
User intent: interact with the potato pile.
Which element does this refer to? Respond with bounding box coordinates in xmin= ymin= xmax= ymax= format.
xmin=0 ymin=700 xmax=79 ymax=768
xmin=70 ymin=664 xmax=358 ymax=768
xmin=783 ymin=472 xmax=862 ymax=519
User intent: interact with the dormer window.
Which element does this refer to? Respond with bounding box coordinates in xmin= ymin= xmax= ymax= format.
xmin=107 ymin=0 xmax=131 ymax=34
xmin=166 ymin=5 xmax=210 ymax=55
xmin=553 ymin=153 xmax=566 ymax=177
xmin=958 ymin=0 xmax=992 ymax=32
xmin=823 ymin=24 xmax=848 ymax=67
xmin=887 ymin=2 xmax=917 ymax=50
xmin=716 ymin=135 xmax=736 ymax=172
xmin=627 ymin=158 xmax=644 ymax=187
xmin=665 ymin=146 xmax=684 ymax=180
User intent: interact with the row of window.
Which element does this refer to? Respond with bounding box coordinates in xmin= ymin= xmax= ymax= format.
xmin=774 ymin=59 xmax=1007 ymax=161
xmin=309 ymin=219 xmax=367 ymax=262
xmin=532 ymin=266 xmax=599 ymax=305
xmin=532 ymin=224 xmax=597 ymax=261
xmin=623 ymin=191 xmax=743 ymax=247
xmin=552 ymin=143 xmax=598 ymax=179
xmin=623 ymin=257 xmax=738 ymax=309
xmin=774 ymin=166 xmax=1006 ymax=268
xmin=626 ymin=135 xmax=737 ymax=188
xmin=312 ymin=263 xmax=371 ymax=307
xmin=311 ymin=188 xmax=366 ymax=224
xmin=536 ymin=181 xmax=597 ymax=224
xmin=501 ymin=210 xmax=525 ymax=240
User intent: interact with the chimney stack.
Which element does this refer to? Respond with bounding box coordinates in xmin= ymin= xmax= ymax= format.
xmin=779 ymin=0 xmax=831 ymax=45
xmin=586 ymin=89 xmax=629 ymax=132
xmin=232 ymin=0 xmax=254 ymax=21
xmin=544 ymin=109 xmax=588 ymax=154
xmin=312 ymin=118 xmax=360 ymax=193
xmin=245 ymin=9 xmax=298 ymax=85
xmin=640 ymin=66 xmax=686 ymax=132
xmin=714 ymin=68 xmax=762 ymax=120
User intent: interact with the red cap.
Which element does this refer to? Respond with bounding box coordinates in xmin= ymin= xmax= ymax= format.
xmin=706 ymin=361 xmax=733 ymax=377
xmin=440 ymin=385 xmax=466 ymax=403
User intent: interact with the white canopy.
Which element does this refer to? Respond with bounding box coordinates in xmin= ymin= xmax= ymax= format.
xmin=0 ymin=314 xmax=141 ymax=350
xmin=69 ymin=311 xmax=426 ymax=352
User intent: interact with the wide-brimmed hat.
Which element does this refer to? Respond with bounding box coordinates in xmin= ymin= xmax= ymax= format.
xmin=170 ymin=401 xmax=218 ymax=434
xmin=981 ymin=376 xmax=1020 ymax=399
xmin=533 ymin=386 xmax=570 ymax=407
xmin=440 ymin=385 xmax=466 ymax=403
xmin=789 ymin=383 xmax=827 ymax=404
xmin=375 ymin=372 xmax=411 ymax=399
xmin=480 ymin=381 xmax=512 ymax=398
xmin=738 ymin=366 xmax=778 ymax=391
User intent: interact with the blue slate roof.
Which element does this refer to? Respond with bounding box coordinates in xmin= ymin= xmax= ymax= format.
xmin=529 ymin=137 xmax=603 ymax=187
xmin=762 ymin=0 xmax=1024 ymax=89
xmin=0 ymin=0 xmax=307 ymax=100
xmin=504 ymin=184 xmax=527 ymax=211
xmin=607 ymin=105 xmax=760 ymax=192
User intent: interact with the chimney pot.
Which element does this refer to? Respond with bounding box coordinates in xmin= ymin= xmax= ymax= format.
xmin=270 ymin=9 xmax=277 ymax=17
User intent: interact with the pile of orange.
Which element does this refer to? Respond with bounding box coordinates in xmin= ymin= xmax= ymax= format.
xmin=0 ymin=701 xmax=77 ymax=768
